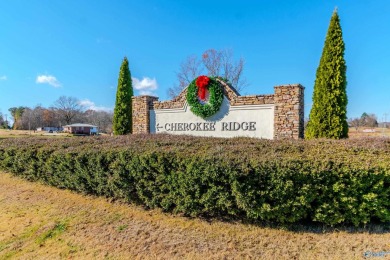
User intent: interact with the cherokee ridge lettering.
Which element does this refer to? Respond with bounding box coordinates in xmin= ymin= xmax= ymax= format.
xmin=221 ymin=122 xmax=256 ymax=131
xmin=161 ymin=122 xmax=256 ymax=132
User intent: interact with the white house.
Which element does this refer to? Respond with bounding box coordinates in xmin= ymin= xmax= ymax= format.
xmin=63 ymin=123 xmax=99 ymax=135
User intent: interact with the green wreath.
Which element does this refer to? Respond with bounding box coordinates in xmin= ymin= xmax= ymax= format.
xmin=186 ymin=76 xmax=224 ymax=118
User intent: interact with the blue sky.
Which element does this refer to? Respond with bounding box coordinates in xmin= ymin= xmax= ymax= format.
xmin=1 ymin=1 xmax=389 ymax=121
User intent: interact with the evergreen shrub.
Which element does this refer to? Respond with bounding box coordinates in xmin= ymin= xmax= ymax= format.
xmin=306 ymin=10 xmax=348 ymax=139
xmin=0 ymin=135 xmax=389 ymax=226
xmin=113 ymin=57 xmax=133 ymax=135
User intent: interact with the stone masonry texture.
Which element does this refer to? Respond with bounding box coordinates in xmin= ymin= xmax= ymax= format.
xmin=132 ymin=96 xmax=158 ymax=134
xmin=132 ymin=82 xmax=304 ymax=139
xmin=273 ymin=84 xmax=304 ymax=139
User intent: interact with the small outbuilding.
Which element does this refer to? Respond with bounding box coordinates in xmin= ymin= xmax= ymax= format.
xmin=63 ymin=123 xmax=99 ymax=135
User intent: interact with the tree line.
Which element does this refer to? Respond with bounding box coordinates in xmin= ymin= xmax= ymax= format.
xmin=1 ymin=96 xmax=113 ymax=133
xmin=348 ymin=113 xmax=379 ymax=130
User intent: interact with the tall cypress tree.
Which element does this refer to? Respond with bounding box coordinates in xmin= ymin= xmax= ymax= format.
xmin=306 ymin=10 xmax=348 ymax=139
xmin=113 ymin=57 xmax=133 ymax=135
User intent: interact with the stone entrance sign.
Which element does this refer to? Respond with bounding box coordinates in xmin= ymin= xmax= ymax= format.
xmin=132 ymin=79 xmax=304 ymax=139
xmin=150 ymin=98 xmax=274 ymax=139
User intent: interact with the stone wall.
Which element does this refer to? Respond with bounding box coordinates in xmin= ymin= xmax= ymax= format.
xmin=231 ymin=95 xmax=275 ymax=106
xmin=132 ymin=83 xmax=305 ymax=139
xmin=273 ymin=84 xmax=304 ymax=139
xmin=132 ymin=96 xmax=158 ymax=134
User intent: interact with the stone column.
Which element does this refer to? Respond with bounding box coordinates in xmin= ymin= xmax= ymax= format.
xmin=132 ymin=96 xmax=159 ymax=134
xmin=274 ymin=84 xmax=304 ymax=139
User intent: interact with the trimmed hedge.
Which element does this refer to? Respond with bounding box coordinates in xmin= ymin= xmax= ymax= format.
xmin=0 ymin=135 xmax=389 ymax=226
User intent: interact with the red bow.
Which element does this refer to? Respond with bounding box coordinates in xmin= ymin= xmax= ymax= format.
xmin=195 ymin=75 xmax=209 ymax=101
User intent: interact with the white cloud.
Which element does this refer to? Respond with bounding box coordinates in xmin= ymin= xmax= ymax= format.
xmin=36 ymin=74 xmax=61 ymax=88
xmin=79 ymin=99 xmax=113 ymax=112
xmin=0 ymin=75 xmax=7 ymax=80
xmin=132 ymin=77 xmax=158 ymax=95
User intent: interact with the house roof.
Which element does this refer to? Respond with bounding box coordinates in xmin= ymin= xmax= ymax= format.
xmin=64 ymin=123 xmax=98 ymax=128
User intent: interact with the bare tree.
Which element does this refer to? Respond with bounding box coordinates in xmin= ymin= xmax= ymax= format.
xmin=16 ymin=103 xmax=112 ymax=132
xmin=202 ymin=49 xmax=221 ymax=76
xmin=348 ymin=113 xmax=378 ymax=131
xmin=168 ymin=55 xmax=203 ymax=99
xmin=32 ymin=105 xmax=45 ymax=128
xmin=53 ymin=96 xmax=83 ymax=125
xmin=18 ymin=105 xmax=47 ymax=130
xmin=20 ymin=108 xmax=32 ymax=130
xmin=43 ymin=108 xmax=59 ymax=127
xmin=348 ymin=118 xmax=363 ymax=131
xmin=361 ymin=113 xmax=378 ymax=128
xmin=83 ymin=110 xmax=113 ymax=133
xmin=19 ymin=105 xmax=44 ymax=130
xmin=168 ymin=48 xmax=247 ymax=98
xmin=218 ymin=49 xmax=245 ymax=89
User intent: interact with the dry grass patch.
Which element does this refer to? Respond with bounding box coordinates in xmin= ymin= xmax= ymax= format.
xmin=2 ymin=127 xmax=389 ymax=140
xmin=1 ymin=172 xmax=390 ymax=259
xmin=0 ymin=129 xmax=71 ymax=139
xmin=348 ymin=127 xmax=390 ymax=139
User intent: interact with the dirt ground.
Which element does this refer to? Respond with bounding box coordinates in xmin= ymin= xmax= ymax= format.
xmin=1 ymin=172 xmax=390 ymax=259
